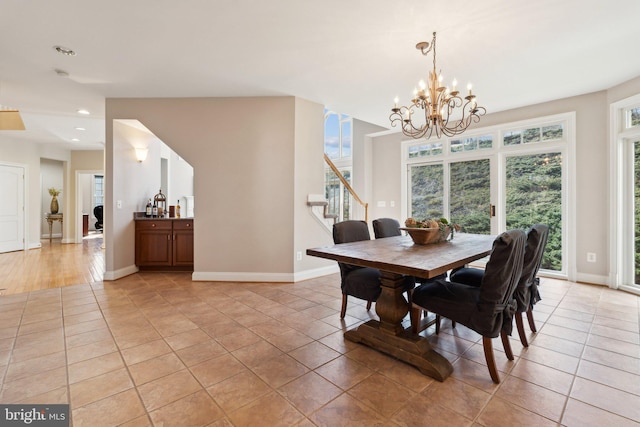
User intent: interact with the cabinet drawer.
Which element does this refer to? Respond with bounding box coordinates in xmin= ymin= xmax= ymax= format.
xmin=173 ymin=220 xmax=193 ymax=230
xmin=136 ymin=220 xmax=172 ymax=230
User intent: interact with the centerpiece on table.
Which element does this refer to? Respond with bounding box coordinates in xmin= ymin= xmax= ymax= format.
xmin=401 ymin=217 xmax=461 ymax=245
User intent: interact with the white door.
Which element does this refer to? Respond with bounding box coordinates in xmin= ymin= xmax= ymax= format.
xmin=0 ymin=164 xmax=25 ymax=253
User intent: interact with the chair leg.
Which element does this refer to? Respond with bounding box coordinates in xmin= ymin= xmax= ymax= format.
xmin=366 ymin=300 xmax=373 ymax=311
xmin=482 ymin=336 xmax=501 ymax=384
xmin=340 ymin=295 xmax=347 ymax=319
xmin=515 ymin=313 xmax=529 ymax=347
xmin=500 ymin=330 xmax=514 ymax=360
xmin=526 ymin=307 xmax=537 ymax=332
xmin=435 ymin=314 xmax=441 ymax=334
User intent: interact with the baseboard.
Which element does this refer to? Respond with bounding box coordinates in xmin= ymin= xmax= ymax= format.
xmin=574 ymin=272 xmax=609 ymax=286
xmin=104 ymin=264 xmax=139 ymax=281
xmin=192 ymin=265 xmax=339 ymax=283
xmin=29 ymin=242 xmax=42 ymax=249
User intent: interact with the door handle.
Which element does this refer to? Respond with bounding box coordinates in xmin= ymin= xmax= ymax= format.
xmin=490 ymin=204 xmax=496 ymax=217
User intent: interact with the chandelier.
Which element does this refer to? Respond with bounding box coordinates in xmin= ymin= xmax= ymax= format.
xmin=389 ymin=32 xmax=485 ymax=139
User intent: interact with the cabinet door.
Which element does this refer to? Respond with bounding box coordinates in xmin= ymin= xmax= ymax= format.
xmin=173 ymin=221 xmax=194 ymax=266
xmin=135 ymin=221 xmax=172 ymax=266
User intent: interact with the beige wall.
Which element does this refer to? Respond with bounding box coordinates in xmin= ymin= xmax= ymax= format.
xmin=105 ymin=96 xmax=328 ymax=281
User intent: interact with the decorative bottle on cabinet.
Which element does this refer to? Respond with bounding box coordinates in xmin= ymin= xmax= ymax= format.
xmin=152 ymin=201 xmax=158 ymax=218
xmin=145 ymin=199 xmax=152 ymax=217
xmin=176 ymin=200 xmax=181 ymax=218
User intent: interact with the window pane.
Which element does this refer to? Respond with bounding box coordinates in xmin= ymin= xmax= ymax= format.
xmin=463 ymin=137 xmax=477 ymax=151
xmin=408 ymin=146 xmax=420 ymax=158
xmin=432 ymin=142 xmax=443 ymax=155
xmin=504 ymin=131 xmax=521 ymax=146
xmin=341 ymin=120 xmax=351 ymax=157
xmin=542 ymin=124 xmax=563 ymax=141
xmin=506 ymin=152 xmax=562 ymax=271
xmin=324 ymin=113 xmax=340 ymax=159
xmin=523 ymin=128 xmax=541 ymax=144
xmin=450 ymin=159 xmax=491 ymax=234
xmin=631 ymin=108 xmax=640 ymax=127
xmin=341 ymin=169 xmax=351 ymax=220
xmin=410 ymin=164 xmax=443 ymax=219
xmin=478 ymin=135 xmax=493 ymax=149
xmin=419 ymin=144 xmax=430 ymax=156
xmin=450 ymin=140 xmax=463 ymax=153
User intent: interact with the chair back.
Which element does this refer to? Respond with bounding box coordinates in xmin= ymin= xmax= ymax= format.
xmin=474 ymin=229 xmax=526 ymax=336
xmin=514 ymin=224 xmax=549 ymax=311
xmin=372 ymin=218 xmax=402 ymax=238
xmin=333 ymin=220 xmax=371 ymax=278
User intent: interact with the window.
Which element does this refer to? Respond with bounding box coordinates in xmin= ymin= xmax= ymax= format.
xmin=405 ymin=113 xmax=573 ymax=275
xmin=94 ymin=175 xmax=104 ymax=206
xmin=324 ymin=110 xmax=353 ymax=220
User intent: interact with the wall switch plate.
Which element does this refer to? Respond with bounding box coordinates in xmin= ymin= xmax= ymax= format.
xmin=377 ymin=201 xmax=386 ymax=208
xmin=116 ymin=200 xmax=122 ymax=209
xmin=587 ymin=252 xmax=596 ymax=263
xmin=296 ymin=251 xmax=302 ymax=261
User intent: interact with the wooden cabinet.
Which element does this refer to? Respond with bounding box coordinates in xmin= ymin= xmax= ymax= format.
xmin=135 ymin=219 xmax=193 ymax=270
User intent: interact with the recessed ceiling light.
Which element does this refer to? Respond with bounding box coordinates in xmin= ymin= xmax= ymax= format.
xmin=77 ymin=109 xmax=90 ymax=115
xmin=53 ymin=45 xmax=76 ymax=56
xmin=75 ymin=127 xmax=86 ymax=131
xmin=71 ymin=138 xmax=80 ymax=142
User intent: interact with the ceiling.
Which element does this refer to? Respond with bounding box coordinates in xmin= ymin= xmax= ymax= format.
xmin=1 ymin=0 xmax=639 ymax=151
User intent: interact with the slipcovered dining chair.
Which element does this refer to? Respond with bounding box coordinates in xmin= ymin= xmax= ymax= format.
xmin=333 ymin=220 xmax=414 ymax=319
xmin=372 ymin=217 xmax=402 ymax=239
xmin=410 ymin=229 xmax=526 ymax=383
xmin=450 ymin=224 xmax=549 ymax=347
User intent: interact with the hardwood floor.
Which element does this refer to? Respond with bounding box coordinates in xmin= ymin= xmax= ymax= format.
xmin=0 ymin=233 xmax=104 ymax=295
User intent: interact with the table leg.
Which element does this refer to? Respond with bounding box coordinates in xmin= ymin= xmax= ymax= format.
xmin=48 ymin=219 xmax=53 ymax=243
xmin=343 ymin=271 xmax=453 ymax=381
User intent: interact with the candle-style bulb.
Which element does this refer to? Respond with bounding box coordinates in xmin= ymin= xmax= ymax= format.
xmin=394 ymin=96 xmax=399 ymax=108
xmin=419 ymin=80 xmax=426 ymax=90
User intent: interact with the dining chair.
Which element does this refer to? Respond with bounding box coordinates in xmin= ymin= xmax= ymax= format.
xmin=450 ymin=224 xmax=549 ymax=347
xmin=333 ymin=220 xmax=414 ymax=319
xmin=372 ymin=217 xmax=402 ymax=238
xmin=410 ymin=229 xmax=526 ymax=383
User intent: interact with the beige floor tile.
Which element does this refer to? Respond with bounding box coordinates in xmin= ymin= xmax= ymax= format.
xmin=347 ymin=372 xmax=415 ymax=418
xmin=129 ymin=352 xmax=186 ymax=385
xmin=582 ymin=345 xmax=640 ymax=375
xmin=251 ymin=353 xmax=310 ymax=388
xmin=392 ymin=395 xmax=473 ymax=427
xmin=68 ymin=351 xmax=125 ymax=384
xmin=176 ymin=340 xmax=228 ymax=367
xmin=477 ymin=397 xmax=558 ymax=427
xmin=496 ymin=376 xmax=567 ymax=421
xmin=288 ymin=341 xmax=341 ymax=369
xmin=164 ymin=328 xmax=211 ymax=351
xmin=571 ymin=377 xmax=640 ymax=422
xmin=577 ymin=359 xmax=640 ymax=396
xmin=228 ymin=391 xmax=305 ymax=427
xmin=190 ymin=353 xmax=247 ymax=387
xmin=231 ymin=339 xmax=283 ymax=368
xmin=3 ymin=350 xmax=66 ymax=383
xmin=267 ymin=328 xmax=315 ymax=352
xmin=308 ymin=392 xmax=388 ymax=427
xmin=215 ymin=328 xmax=263 ymax=351
xmin=72 ymin=388 xmax=146 ymax=427
xmin=315 ymin=355 xmax=374 ymax=390
xmin=70 ymin=367 xmax=133 ymax=407
xmin=562 ymin=398 xmax=640 ymax=427
xmin=278 ymin=371 xmax=342 ymax=416
xmin=509 ymin=358 xmax=574 ymax=395
xmin=137 ymin=369 xmax=203 ymax=412
xmin=0 ymin=366 xmax=67 ymax=403
xmin=207 ymin=370 xmax=272 ymax=413
xmin=66 ymin=338 xmax=118 ymax=364
xmin=120 ymin=339 xmax=172 ymax=365
xmin=421 ymin=377 xmax=491 ymax=420
xmin=520 ymin=344 xmax=580 ymax=374
xmin=149 ymin=390 xmax=224 ymax=426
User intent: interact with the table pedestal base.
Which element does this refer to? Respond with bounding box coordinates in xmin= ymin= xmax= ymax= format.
xmin=344 ymin=320 xmax=453 ymax=381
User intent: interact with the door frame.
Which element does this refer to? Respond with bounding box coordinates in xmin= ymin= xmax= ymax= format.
xmin=0 ymin=161 xmax=28 ymax=252
xmin=75 ymin=170 xmax=104 ymax=243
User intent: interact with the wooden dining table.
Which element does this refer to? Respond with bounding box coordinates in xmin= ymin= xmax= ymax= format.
xmin=307 ymin=232 xmax=495 ymax=381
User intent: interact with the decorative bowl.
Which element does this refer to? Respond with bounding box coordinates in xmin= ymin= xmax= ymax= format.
xmin=400 ymin=226 xmax=451 ymax=245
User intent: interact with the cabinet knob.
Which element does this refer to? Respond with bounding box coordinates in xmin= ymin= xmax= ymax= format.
xmin=186 ymin=223 xmax=191 ymax=227
xmin=151 ymin=223 xmax=156 ymax=227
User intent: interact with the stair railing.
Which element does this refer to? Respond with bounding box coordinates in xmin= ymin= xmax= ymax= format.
xmin=324 ymin=153 xmax=368 ymax=222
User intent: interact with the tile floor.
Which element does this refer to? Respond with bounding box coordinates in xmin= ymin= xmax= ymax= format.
xmin=0 ymin=273 xmax=639 ymax=426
